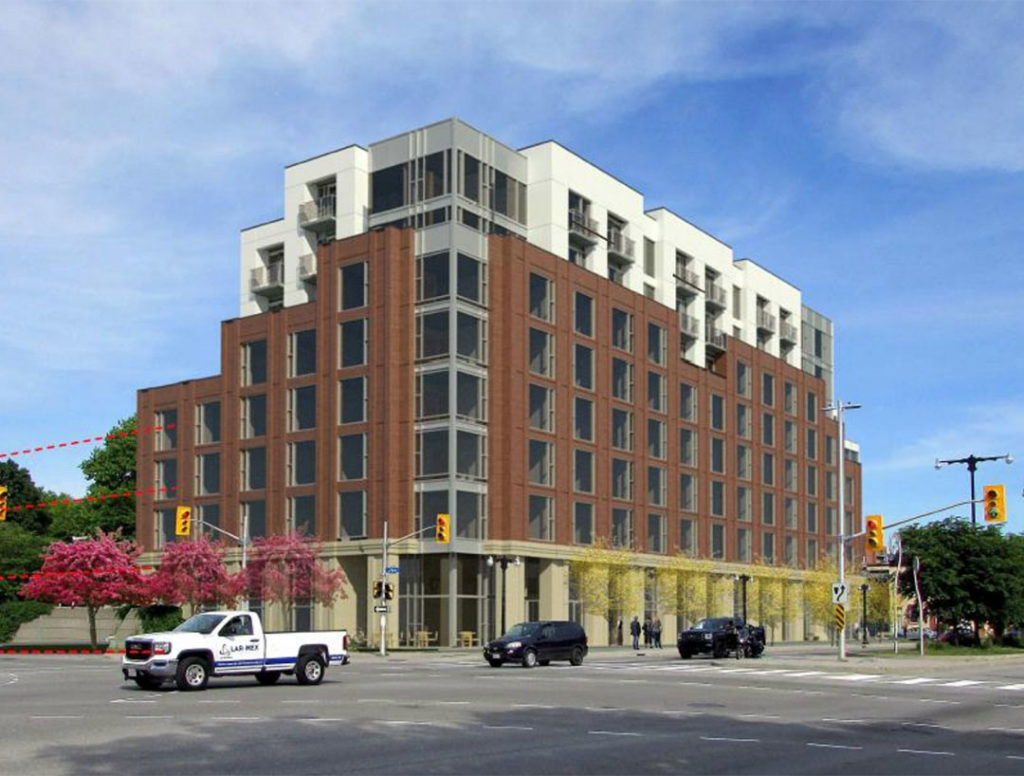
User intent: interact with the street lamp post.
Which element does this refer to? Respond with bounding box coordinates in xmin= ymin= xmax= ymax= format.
xmin=935 ymin=454 xmax=1014 ymax=525
xmin=487 ymin=555 xmax=520 ymax=638
xmin=735 ymin=574 xmax=750 ymax=622
xmin=860 ymin=583 xmax=869 ymax=648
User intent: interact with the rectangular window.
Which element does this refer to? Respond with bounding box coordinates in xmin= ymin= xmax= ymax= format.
xmin=456 ymin=491 xmax=484 ymax=540
xmin=785 ymin=497 xmax=797 ymax=529
xmin=737 ymin=444 xmax=750 ymax=479
xmin=826 ymin=471 xmax=836 ymax=501
xmin=806 ymin=502 xmax=818 ymax=533
xmin=416 ymin=430 xmax=448 ymax=477
xmin=241 ymin=340 xmax=267 ymax=386
xmin=736 ymin=361 xmax=749 ymax=397
xmin=456 ymin=430 xmax=486 ymax=479
xmin=458 ymin=312 xmax=484 ymax=362
xmin=338 ymin=490 xmax=367 ymax=539
xmin=155 ymin=409 xmax=177 ymax=451
xmin=647 ymin=419 xmax=666 ymax=459
xmin=574 ymin=397 xmax=594 ymax=441
xmin=647 ymin=323 xmax=666 ymax=365
xmin=611 ymin=308 xmax=633 ymax=351
xmin=573 ymin=503 xmax=593 ymax=545
xmin=288 ymin=495 xmax=315 ymax=536
xmin=195 ymin=452 xmax=220 ymax=496
xmin=155 ymin=458 xmax=177 ymax=495
xmin=762 ymin=413 xmax=775 ymax=446
xmin=710 ymin=480 xmax=725 ymax=516
xmin=647 ymin=513 xmax=666 ymax=553
xmin=784 ymin=382 xmax=796 ymax=415
xmin=240 ymin=447 xmax=266 ymax=491
xmin=529 ymin=328 xmax=553 ymax=377
xmin=679 ymin=383 xmax=696 ymax=422
xmin=710 ymin=437 xmax=725 ymax=474
xmin=826 ymin=506 xmax=837 ymax=535
xmin=611 ymin=458 xmax=633 ymax=500
xmin=529 ymin=273 xmax=554 ymax=321
xmin=372 ymin=162 xmax=406 ymax=212
xmin=762 ymin=373 xmax=775 ymax=406
xmin=732 ymin=285 xmax=742 ymax=318
xmin=807 ymin=538 xmax=819 ymax=566
xmin=461 ymin=153 xmax=480 ymax=202
xmin=196 ymin=401 xmax=221 ymax=445
xmin=806 ymin=428 xmax=817 ymax=459
xmin=785 ymin=459 xmax=796 ymax=491
xmin=711 ymin=524 xmax=725 ymax=560
xmin=528 ymin=495 xmax=554 ymax=541
xmin=737 ymin=485 xmax=751 ymax=521
xmin=417 ymin=370 xmax=448 ymax=420
xmin=647 ymin=466 xmax=665 ymax=506
xmin=679 ymin=518 xmax=696 ymax=556
xmin=806 ymin=465 xmax=818 ymax=496
xmin=785 ymin=535 xmax=797 ymax=566
xmin=611 ymin=358 xmax=633 ymax=402
xmin=528 ymin=440 xmax=554 ymax=486
xmin=339 ymin=433 xmax=367 ymax=481
xmin=339 ymin=319 xmax=368 ymax=368
xmin=680 ymin=427 xmax=697 ymax=467
xmin=339 ymin=262 xmax=367 ymax=311
xmin=680 ymin=473 xmax=696 ymax=512
xmin=418 ymin=311 xmax=449 ymax=359
xmin=611 ymin=508 xmax=632 ymax=549
xmin=762 ymin=532 xmax=776 ymax=563
xmin=529 ymin=384 xmax=555 ymax=432
xmin=762 ymin=492 xmax=775 ymax=525
xmin=710 ymin=394 xmax=725 ymax=430
xmin=574 ymin=292 xmax=593 ymax=337
xmin=737 ymin=528 xmax=751 ymax=562
xmin=825 ymin=435 xmax=836 ymax=465
xmin=242 ymin=500 xmax=266 ymax=540
xmin=155 ymin=508 xmax=176 ymax=548
xmin=762 ymin=452 xmax=775 ymax=485
xmin=574 ymin=344 xmax=593 ymax=390
xmin=198 ymin=503 xmax=220 ymax=539
xmin=288 ymin=385 xmax=316 ymax=431
xmin=288 ymin=440 xmax=316 ymax=486
xmin=785 ymin=421 xmax=797 ymax=453
xmin=240 ymin=394 xmax=266 ymax=438
xmin=457 ymin=253 xmax=485 ymax=304
xmin=611 ymin=408 xmax=633 ymax=451
xmin=806 ymin=391 xmax=817 ymax=423
xmin=574 ymin=449 xmax=594 ymax=493
xmin=457 ymin=371 xmax=485 ymax=421
xmin=647 ymin=371 xmax=666 ymax=413
xmin=339 ymin=377 xmax=367 ymax=424
xmin=643 ymin=237 xmax=656 ymax=276
xmin=289 ymin=329 xmax=317 ymax=377
xmin=417 ymin=251 xmax=449 ymax=302
xmin=736 ymin=403 xmax=750 ymax=438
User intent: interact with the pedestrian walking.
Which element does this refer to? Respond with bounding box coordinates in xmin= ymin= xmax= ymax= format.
xmin=653 ymin=618 xmax=662 ymax=648
xmin=630 ymin=616 xmax=641 ymax=650
xmin=642 ymin=618 xmax=651 ymax=648
xmin=616 ymin=617 xmax=623 ymax=646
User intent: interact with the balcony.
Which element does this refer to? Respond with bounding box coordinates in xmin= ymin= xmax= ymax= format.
xmin=606 ymin=230 xmax=635 ymax=262
xmin=298 ymin=253 xmax=317 ymax=283
xmin=568 ymin=210 xmax=600 ymax=245
xmin=298 ymin=195 xmax=336 ymax=238
xmin=780 ymin=321 xmax=798 ymax=344
xmin=674 ymin=267 xmax=702 ymax=293
xmin=679 ymin=312 xmax=700 ymax=339
xmin=756 ymin=309 xmax=777 ymax=333
xmin=705 ymin=324 xmax=727 ymax=352
xmin=705 ymin=281 xmax=727 ymax=309
xmin=250 ymin=261 xmax=284 ymax=300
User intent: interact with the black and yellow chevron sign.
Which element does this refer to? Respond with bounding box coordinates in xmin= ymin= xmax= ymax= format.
xmin=834 ymin=603 xmax=846 ymax=629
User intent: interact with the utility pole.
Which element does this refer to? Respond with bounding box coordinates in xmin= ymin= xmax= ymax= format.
xmin=825 ymin=399 xmax=861 ymax=661
xmin=935 ymin=453 xmax=1013 ymax=525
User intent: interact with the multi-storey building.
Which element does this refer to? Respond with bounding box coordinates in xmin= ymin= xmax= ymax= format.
xmin=137 ymin=119 xmax=861 ymax=647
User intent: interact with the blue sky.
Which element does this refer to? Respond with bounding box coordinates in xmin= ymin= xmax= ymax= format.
xmin=0 ymin=1 xmax=1020 ymax=535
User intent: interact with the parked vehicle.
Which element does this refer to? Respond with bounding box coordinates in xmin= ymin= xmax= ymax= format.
xmin=904 ymin=626 xmax=937 ymax=640
xmin=677 ymin=617 xmax=765 ymax=660
xmin=121 ymin=610 xmax=348 ymax=691
xmin=483 ymin=621 xmax=588 ymax=668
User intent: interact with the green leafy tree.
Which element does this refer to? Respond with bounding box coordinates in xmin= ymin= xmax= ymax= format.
xmin=78 ymin=416 xmax=138 ymax=538
xmin=0 ymin=460 xmax=51 ymax=535
xmin=0 ymin=522 xmax=48 ymax=603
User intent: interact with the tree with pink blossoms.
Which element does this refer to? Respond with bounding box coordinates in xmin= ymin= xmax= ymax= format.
xmin=145 ymin=536 xmax=244 ymax=614
xmin=245 ymin=533 xmax=347 ymax=625
xmin=20 ymin=532 xmax=144 ymax=647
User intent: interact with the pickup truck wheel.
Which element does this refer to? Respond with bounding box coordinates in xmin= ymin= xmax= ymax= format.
xmin=255 ymin=671 xmax=281 ymax=685
xmin=175 ymin=657 xmax=210 ymax=691
xmin=569 ymin=647 xmax=585 ymax=666
xmin=296 ymin=654 xmax=325 ymax=685
xmin=133 ymin=676 xmax=163 ymax=690
xmin=678 ymin=649 xmax=692 ymax=660
xmin=522 ymin=649 xmax=538 ymax=668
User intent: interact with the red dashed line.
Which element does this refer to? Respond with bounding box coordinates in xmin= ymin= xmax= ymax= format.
xmin=0 ymin=425 xmax=174 ymax=460
xmin=0 ymin=649 xmax=116 ymax=656
xmin=4 ymin=566 xmax=154 ymax=581
xmin=8 ymin=486 xmax=177 ymax=513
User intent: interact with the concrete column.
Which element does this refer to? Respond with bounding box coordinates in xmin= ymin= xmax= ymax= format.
xmin=538 ymin=559 xmax=568 ymax=620
xmin=501 ymin=560 xmax=526 ymax=630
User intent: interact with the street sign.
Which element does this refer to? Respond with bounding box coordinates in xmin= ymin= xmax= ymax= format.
xmin=373 ymin=605 xmax=390 ymax=614
xmin=385 ymin=566 xmax=400 ymax=574
xmin=831 ymin=582 xmax=849 ymax=605
xmin=834 ymin=604 xmax=846 ymax=630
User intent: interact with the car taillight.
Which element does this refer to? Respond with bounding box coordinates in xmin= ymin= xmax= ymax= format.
xmin=342 ymin=633 xmax=348 ymax=651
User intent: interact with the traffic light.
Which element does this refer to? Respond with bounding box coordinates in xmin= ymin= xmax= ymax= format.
xmin=0 ymin=485 xmax=7 ymax=522
xmin=372 ymin=580 xmax=384 ymax=599
xmin=435 ymin=513 xmax=450 ymax=544
xmin=864 ymin=514 xmax=884 ymax=552
xmin=384 ymin=582 xmax=395 ymax=601
xmin=174 ymin=505 xmax=192 ymax=536
xmin=983 ymin=484 xmax=1007 ymax=523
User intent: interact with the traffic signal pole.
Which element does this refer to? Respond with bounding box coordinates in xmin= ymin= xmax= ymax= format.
xmin=378 ymin=519 xmax=435 ymax=657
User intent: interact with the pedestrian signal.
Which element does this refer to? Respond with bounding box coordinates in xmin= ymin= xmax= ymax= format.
xmin=983 ymin=484 xmax=1007 ymax=523
xmin=174 ymin=506 xmax=192 ymax=536
xmin=435 ymin=514 xmax=450 ymax=544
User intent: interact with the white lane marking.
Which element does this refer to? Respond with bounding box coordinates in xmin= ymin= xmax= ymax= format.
xmin=941 ymin=680 xmax=984 ymax=687
xmin=662 ymin=710 xmax=698 ymax=716
xmin=281 ymin=700 xmax=321 ymax=704
xmin=996 ymin=703 xmax=1024 ymax=709
xmin=807 ymin=743 xmax=863 ymax=750
xmin=894 ymin=678 xmax=936 ymax=685
xmin=2 ymin=673 xmax=18 ymax=687
xmin=198 ymin=700 xmax=240 ymax=704
xmin=739 ymin=713 xmax=781 ymax=720
xmin=903 ymin=722 xmax=951 ymax=730
xmin=675 ymin=682 xmax=714 ymax=688
xmin=301 ymin=718 xmax=347 ymax=723
xmin=1007 ymin=755 xmax=1024 ymax=760
xmin=589 ymin=730 xmax=642 ymax=737
xmin=435 ymin=701 xmax=470 ymax=705
xmin=897 ymin=748 xmax=954 ymax=756
xmin=718 ymin=668 xmax=755 ymax=674
xmin=482 ymin=725 xmax=533 ymax=731
xmin=785 ymin=671 xmax=824 ymax=677
xmin=357 ymin=698 xmax=397 ymax=704
xmin=750 ymin=669 xmax=789 ymax=675
xmin=30 ymin=715 xmax=84 ymax=720
xmin=381 ymin=720 xmax=435 ymax=726
xmin=585 ymin=707 xmax=625 ymax=712
xmin=701 ymin=736 xmax=760 ymax=743
xmin=109 ymin=699 xmax=157 ymax=704
xmin=821 ymin=718 xmax=865 ymax=724
xmin=126 ymin=715 xmax=172 ymax=720
xmin=918 ymin=698 xmax=959 ymax=705
xmin=987 ymin=727 xmax=1024 ymax=734
xmin=832 ymin=674 xmax=881 ymax=682
xmin=512 ymin=703 xmax=555 ymax=709
xmin=998 ymin=684 xmax=1024 ymax=691
xmin=852 ymin=693 xmax=892 ymax=701
xmin=209 ymin=717 xmax=262 ymax=722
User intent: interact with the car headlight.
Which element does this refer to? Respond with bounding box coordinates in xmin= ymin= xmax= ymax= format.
xmin=152 ymin=641 xmax=172 ymax=655
xmin=506 ymin=641 xmax=522 ymax=650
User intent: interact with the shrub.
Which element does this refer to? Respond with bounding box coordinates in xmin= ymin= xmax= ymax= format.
xmin=0 ymin=601 xmax=54 ymax=643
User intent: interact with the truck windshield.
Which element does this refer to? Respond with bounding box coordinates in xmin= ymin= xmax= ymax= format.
xmin=691 ymin=618 xmax=733 ymax=631
xmin=174 ymin=614 xmax=227 ymax=634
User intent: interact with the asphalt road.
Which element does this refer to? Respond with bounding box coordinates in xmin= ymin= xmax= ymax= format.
xmin=2 ymin=649 xmax=1024 ymax=775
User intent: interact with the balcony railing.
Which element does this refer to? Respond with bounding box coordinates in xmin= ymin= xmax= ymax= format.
xmin=705 ymin=282 xmax=727 ymax=308
xmin=674 ymin=268 xmax=702 ymax=291
xmin=250 ymin=261 xmax=284 ymax=294
xmin=780 ymin=321 xmax=798 ymax=343
xmin=568 ymin=210 xmax=600 ymax=244
xmin=706 ymin=325 xmax=727 ymax=351
xmin=298 ymin=253 xmax=317 ymax=282
xmin=606 ymin=230 xmax=635 ymax=261
xmin=756 ymin=309 xmax=777 ymax=332
xmin=298 ymin=195 xmax=337 ymax=232
xmin=679 ymin=312 xmax=700 ymax=338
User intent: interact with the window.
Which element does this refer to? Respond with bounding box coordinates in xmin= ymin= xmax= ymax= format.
xmin=710 ymin=437 xmax=725 ymax=473
xmin=643 ymin=237 xmax=656 ymax=276
xmin=710 ymin=480 xmax=725 ymax=516
xmin=806 ymin=391 xmax=817 ymax=423
xmin=417 ymin=311 xmax=448 ymax=359
xmin=762 ymin=373 xmax=775 ymax=406
xmin=241 ymin=394 xmax=266 ymax=438
xmin=737 ymin=444 xmax=750 ymax=479
xmin=806 ymin=465 xmax=818 ymax=497
xmin=784 ymin=382 xmax=796 ymax=415
xmin=288 ymin=385 xmax=316 ymax=431
xmin=737 ymin=486 xmax=751 ymax=521
xmin=785 ymin=535 xmax=797 ymax=566
xmin=785 ymin=421 xmax=797 ymax=453
xmin=679 ymin=383 xmax=696 ymax=422
xmin=762 ymin=413 xmax=775 ymax=446
xmin=762 ymin=532 xmax=775 ymax=563
xmin=195 ymin=452 xmax=220 ymax=496
xmin=529 ymin=273 xmax=553 ymax=321
xmin=457 ymin=371 xmax=485 ymax=421
xmin=826 ymin=471 xmax=836 ymax=501
xmin=679 ymin=518 xmax=696 ymax=556
xmin=417 ymin=251 xmax=449 ymax=301
xmin=529 ymin=328 xmax=553 ymax=376
xmin=826 ymin=506 xmax=837 ymax=535
xmin=647 ymin=323 xmax=666 ymax=365
xmin=574 ymin=292 xmax=593 ymax=336
xmin=241 ymin=447 xmax=266 ymax=491
xmin=372 ymin=162 xmax=406 ymax=212
xmin=529 ymin=384 xmax=554 ymax=432
xmin=528 ymin=495 xmax=554 ymax=541
xmin=806 ymin=428 xmax=817 ymax=459
xmin=762 ymin=452 xmax=775 ymax=485
xmin=528 ymin=440 xmax=554 ymax=486
xmin=417 ymin=430 xmax=448 ymax=477
xmin=611 ymin=459 xmax=633 ymax=500
xmin=288 ymin=440 xmax=316 ymax=486
xmin=456 ymin=430 xmax=486 ymax=479
xmin=198 ymin=503 xmax=221 ymax=539
xmin=647 ymin=513 xmax=666 ymax=553
xmin=611 ymin=308 xmax=633 ymax=351
xmin=155 ymin=410 xmax=177 ymax=451
xmin=339 ymin=319 xmax=367 ymax=367
xmin=647 ymin=466 xmax=665 ymax=506
xmin=806 ymin=502 xmax=818 ymax=533
xmin=193 ymin=401 xmax=220 ymax=445
xmin=456 ymin=491 xmax=484 ymax=540
xmin=737 ymin=528 xmax=751 ymax=562
xmin=573 ymin=503 xmax=593 ymax=545
xmin=339 ymin=377 xmax=366 ymax=424
xmin=680 ymin=473 xmax=696 ymax=512
xmin=762 ymin=492 xmax=775 ymax=525
xmin=611 ymin=409 xmax=633 ymax=451
xmin=710 ymin=394 xmax=724 ymax=430
xmin=574 ymin=449 xmax=594 ymax=493
xmin=339 ymin=490 xmax=367 ymax=539
xmin=647 ymin=419 xmax=666 ymax=459
xmin=736 ymin=403 xmax=750 ymax=438
xmin=574 ymin=397 xmax=593 ymax=441
xmin=611 ymin=508 xmax=632 ymax=549
xmin=785 ymin=497 xmax=797 ymax=529
xmin=457 ymin=253 xmax=485 ymax=304
xmin=155 ymin=458 xmax=177 ymax=494
xmin=241 ymin=340 xmax=267 ymax=386
xmin=680 ymin=428 xmax=697 ymax=467
xmin=611 ymin=358 xmax=633 ymax=403
xmin=736 ymin=361 xmax=749 ymax=397
xmin=785 ymin=459 xmax=796 ymax=491
xmin=574 ymin=344 xmax=593 ymax=390
xmin=711 ymin=524 xmax=725 ymax=559
xmin=806 ymin=538 xmax=819 ymax=566
xmin=339 ymin=262 xmax=367 ymax=310
xmin=647 ymin=372 xmax=666 ymax=413
xmin=155 ymin=508 xmax=177 ymax=548
xmin=417 ymin=371 xmax=448 ymax=419
xmin=242 ymin=500 xmax=266 ymax=540
xmin=825 ymin=435 xmax=836 ymax=465
xmin=289 ymin=329 xmax=316 ymax=377
xmin=732 ymin=285 xmax=742 ymax=318
xmin=339 ymin=433 xmax=366 ymax=481
xmin=287 ymin=494 xmax=315 ymax=536
xmin=461 ymin=153 xmax=480 ymax=202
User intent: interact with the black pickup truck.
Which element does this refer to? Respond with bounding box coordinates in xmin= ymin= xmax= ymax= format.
xmin=677 ymin=617 xmax=766 ymax=659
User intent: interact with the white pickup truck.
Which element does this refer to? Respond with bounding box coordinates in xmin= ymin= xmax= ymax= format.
xmin=121 ymin=610 xmax=348 ymax=691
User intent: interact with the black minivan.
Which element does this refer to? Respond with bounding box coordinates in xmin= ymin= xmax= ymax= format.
xmin=483 ymin=621 xmax=588 ymax=668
